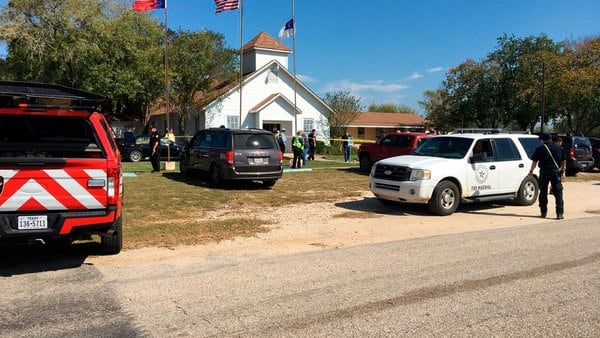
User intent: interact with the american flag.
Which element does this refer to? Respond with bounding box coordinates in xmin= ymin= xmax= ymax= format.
xmin=214 ymin=0 xmax=239 ymax=14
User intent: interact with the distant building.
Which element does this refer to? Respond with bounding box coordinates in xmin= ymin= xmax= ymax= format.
xmin=345 ymin=112 xmax=428 ymax=142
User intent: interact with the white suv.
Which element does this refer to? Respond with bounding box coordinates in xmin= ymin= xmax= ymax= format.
xmin=369 ymin=133 xmax=540 ymax=215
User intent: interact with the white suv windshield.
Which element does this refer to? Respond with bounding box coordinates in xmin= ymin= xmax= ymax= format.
xmin=413 ymin=137 xmax=472 ymax=159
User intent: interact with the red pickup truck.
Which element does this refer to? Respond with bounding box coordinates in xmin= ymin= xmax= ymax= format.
xmin=358 ymin=132 xmax=431 ymax=172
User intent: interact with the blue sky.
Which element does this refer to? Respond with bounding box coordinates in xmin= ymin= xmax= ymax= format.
xmin=157 ymin=0 xmax=599 ymax=115
xmin=2 ymin=1 xmax=599 ymax=115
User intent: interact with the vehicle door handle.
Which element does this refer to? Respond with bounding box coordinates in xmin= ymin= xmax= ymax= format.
xmin=489 ymin=165 xmax=496 ymax=170
xmin=519 ymin=163 xmax=524 ymax=168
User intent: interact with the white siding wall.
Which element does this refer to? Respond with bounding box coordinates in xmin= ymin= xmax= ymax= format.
xmin=203 ymin=62 xmax=329 ymax=144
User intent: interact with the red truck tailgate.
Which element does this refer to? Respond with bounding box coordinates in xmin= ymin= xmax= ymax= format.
xmin=0 ymin=164 xmax=108 ymax=212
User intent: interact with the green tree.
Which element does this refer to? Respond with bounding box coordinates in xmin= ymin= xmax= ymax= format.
xmin=367 ymin=102 xmax=416 ymax=114
xmin=0 ymin=0 xmax=165 ymax=121
xmin=419 ymin=89 xmax=454 ymax=132
xmin=440 ymin=59 xmax=504 ymax=129
xmin=550 ymin=37 xmax=600 ymax=134
xmin=168 ymin=29 xmax=237 ymax=133
xmin=487 ymin=34 xmax=562 ymax=132
xmin=323 ymin=91 xmax=364 ymax=141
xmin=0 ymin=1 xmax=240 ymax=126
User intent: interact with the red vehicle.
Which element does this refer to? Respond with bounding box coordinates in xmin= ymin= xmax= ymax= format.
xmin=358 ymin=132 xmax=431 ymax=172
xmin=0 ymin=81 xmax=123 ymax=254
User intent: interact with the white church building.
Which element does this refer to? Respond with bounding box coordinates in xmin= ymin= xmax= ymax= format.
xmin=154 ymin=31 xmax=332 ymax=140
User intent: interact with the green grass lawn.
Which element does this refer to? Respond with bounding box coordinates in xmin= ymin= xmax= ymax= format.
xmin=120 ymin=156 xmax=367 ymax=249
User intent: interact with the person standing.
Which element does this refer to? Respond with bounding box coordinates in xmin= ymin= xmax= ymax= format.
xmin=528 ymin=133 xmax=565 ymax=219
xmin=277 ymin=128 xmax=287 ymax=156
xmin=308 ymin=129 xmax=317 ymax=161
xmin=291 ymin=130 xmax=304 ymax=169
xmin=164 ymin=128 xmax=175 ymax=143
xmin=149 ymin=125 xmax=161 ymax=173
xmin=550 ymin=135 xmax=567 ymax=195
xmin=342 ymin=130 xmax=351 ymax=163
xmin=301 ymin=130 xmax=309 ymax=165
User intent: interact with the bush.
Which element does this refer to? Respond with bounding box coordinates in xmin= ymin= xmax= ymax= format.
xmin=316 ymin=140 xmax=343 ymax=155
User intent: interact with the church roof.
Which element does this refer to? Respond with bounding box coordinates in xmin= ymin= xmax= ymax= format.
xmin=242 ymin=31 xmax=292 ymax=53
xmin=249 ymin=93 xmax=302 ymax=114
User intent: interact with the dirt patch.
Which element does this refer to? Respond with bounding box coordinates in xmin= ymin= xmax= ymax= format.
xmin=89 ymin=180 xmax=600 ymax=266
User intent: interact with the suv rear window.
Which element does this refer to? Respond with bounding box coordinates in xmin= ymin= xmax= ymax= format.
xmin=572 ymin=136 xmax=592 ymax=150
xmin=235 ymin=133 xmax=277 ymax=150
xmin=0 ymin=114 xmax=103 ymax=159
xmin=518 ymin=137 xmax=539 ymax=159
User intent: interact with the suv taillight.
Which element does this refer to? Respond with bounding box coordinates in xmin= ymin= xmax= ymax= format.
xmin=279 ymin=150 xmax=283 ymax=164
xmin=225 ymin=150 xmax=234 ymax=165
xmin=568 ymin=147 xmax=575 ymax=158
xmin=107 ymin=167 xmax=122 ymax=205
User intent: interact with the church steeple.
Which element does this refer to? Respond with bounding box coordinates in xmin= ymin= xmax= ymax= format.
xmin=241 ymin=31 xmax=292 ymax=74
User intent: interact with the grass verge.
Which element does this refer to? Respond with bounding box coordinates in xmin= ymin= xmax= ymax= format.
xmin=121 ymin=158 xmax=368 ymax=249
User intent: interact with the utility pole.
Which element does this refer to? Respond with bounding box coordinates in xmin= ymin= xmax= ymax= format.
xmin=540 ymin=63 xmax=545 ymax=133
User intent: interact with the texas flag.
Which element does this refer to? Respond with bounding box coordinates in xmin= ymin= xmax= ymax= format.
xmin=132 ymin=0 xmax=165 ymax=12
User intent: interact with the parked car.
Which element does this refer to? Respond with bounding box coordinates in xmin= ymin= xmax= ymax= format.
xmin=589 ymin=137 xmax=600 ymax=171
xmin=369 ymin=133 xmax=540 ymax=215
xmin=115 ymin=131 xmax=136 ymax=159
xmin=179 ymin=128 xmax=283 ymax=188
xmin=0 ymin=81 xmax=123 ymax=254
xmin=120 ymin=134 xmax=184 ymax=162
xmin=358 ymin=132 xmax=431 ymax=172
xmin=555 ymin=134 xmax=594 ymax=175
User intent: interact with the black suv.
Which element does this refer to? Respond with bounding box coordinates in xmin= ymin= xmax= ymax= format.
xmin=179 ymin=128 xmax=283 ymax=187
xmin=589 ymin=137 xmax=600 ymax=171
xmin=557 ymin=134 xmax=594 ymax=176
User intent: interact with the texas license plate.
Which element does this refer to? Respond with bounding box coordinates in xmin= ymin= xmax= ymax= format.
xmin=17 ymin=216 xmax=48 ymax=230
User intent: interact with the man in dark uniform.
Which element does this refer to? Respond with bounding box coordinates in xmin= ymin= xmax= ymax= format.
xmin=528 ymin=133 xmax=565 ymax=219
xmin=149 ymin=125 xmax=161 ymax=173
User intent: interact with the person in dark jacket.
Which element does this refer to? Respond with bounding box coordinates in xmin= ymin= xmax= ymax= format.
xmin=528 ymin=133 xmax=565 ymax=219
xmin=149 ymin=125 xmax=161 ymax=173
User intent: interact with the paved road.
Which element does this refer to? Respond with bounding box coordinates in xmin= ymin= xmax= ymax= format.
xmin=2 ymin=216 xmax=599 ymax=337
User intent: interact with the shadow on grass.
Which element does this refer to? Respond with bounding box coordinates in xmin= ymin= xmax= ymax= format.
xmin=0 ymin=241 xmax=99 ymax=277
xmin=159 ymin=171 xmax=278 ymax=191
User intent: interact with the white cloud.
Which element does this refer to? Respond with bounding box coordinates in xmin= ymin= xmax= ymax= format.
xmin=322 ymin=79 xmax=408 ymax=94
xmin=426 ymin=67 xmax=444 ymax=73
xmin=407 ymin=72 xmax=423 ymax=80
xmin=296 ymin=74 xmax=316 ymax=83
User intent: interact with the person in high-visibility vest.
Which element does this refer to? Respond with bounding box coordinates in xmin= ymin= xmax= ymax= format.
xmin=291 ymin=130 xmax=304 ymax=168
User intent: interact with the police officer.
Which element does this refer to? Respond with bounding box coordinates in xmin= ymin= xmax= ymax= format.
xmin=528 ymin=133 xmax=565 ymax=219
xmin=149 ymin=125 xmax=161 ymax=173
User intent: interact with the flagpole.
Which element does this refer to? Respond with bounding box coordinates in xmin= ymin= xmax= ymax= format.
xmin=164 ymin=0 xmax=171 ymax=161
xmin=164 ymin=1 xmax=169 ymax=132
xmin=292 ymin=0 xmax=297 ymax=132
xmin=239 ymin=0 xmax=244 ymax=127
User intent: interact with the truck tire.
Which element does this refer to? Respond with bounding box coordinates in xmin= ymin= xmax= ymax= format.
xmin=209 ymin=165 xmax=223 ymax=187
xmin=514 ymin=176 xmax=539 ymax=206
xmin=129 ymin=150 xmax=142 ymax=162
xmin=100 ymin=218 xmax=122 ymax=255
xmin=428 ymin=180 xmax=459 ymax=216
xmin=359 ymin=154 xmax=372 ymax=172
xmin=179 ymin=156 xmax=190 ymax=176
